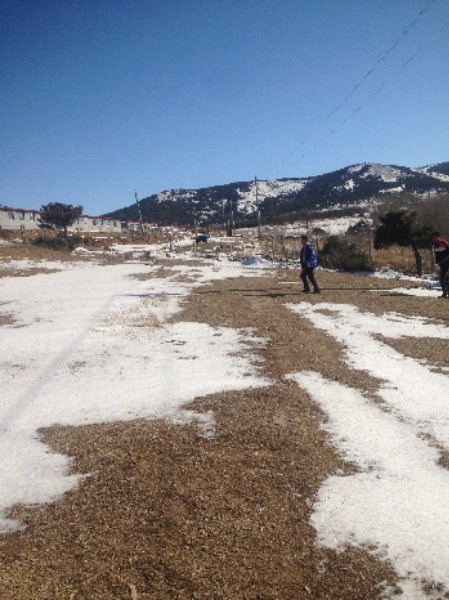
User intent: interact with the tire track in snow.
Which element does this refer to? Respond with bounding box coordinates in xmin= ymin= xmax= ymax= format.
xmin=0 ymin=265 xmax=152 ymax=433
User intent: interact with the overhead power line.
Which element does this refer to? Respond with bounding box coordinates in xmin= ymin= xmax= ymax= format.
xmin=325 ymin=0 xmax=438 ymax=122
xmin=269 ymin=0 xmax=440 ymax=175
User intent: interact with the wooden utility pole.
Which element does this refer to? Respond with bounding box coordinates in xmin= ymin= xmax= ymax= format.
xmin=222 ymin=199 xmax=226 ymax=231
xmin=134 ymin=190 xmax=144 ymax=233
xmin=255 ymin=176 xmax=261 ymax=238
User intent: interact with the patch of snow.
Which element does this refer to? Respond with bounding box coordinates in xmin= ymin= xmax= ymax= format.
xmin=414 ymin=166 xmax=449 ymax=183
xmin=387 ymin=286 xmax=441 ymax=297
xmin=372 ymin=267 xmax=411 ymax=280
xmin=347 ymin=164 xmax=366 ymax=174
xmin=308 ymin=216 xmax=366 ymax=235
xmin=236 ymin=179 xmax=308 ymax=214
xmin=0 ymin=256 xmax=271 ymax=532
xmin=0 ymin=259 xmax=74 ymax=271
xmin=287 ymin=301 xmax=449 ymax=597
xmin=379 ymin=185 xmax=404 ymax=194
xmin=241 ymin=255 xmax=273 ymax=267
xmin=361 ymin=164 xmax=403 ymax=182
xmin=156 ymin=189 xmax=197 ymax=202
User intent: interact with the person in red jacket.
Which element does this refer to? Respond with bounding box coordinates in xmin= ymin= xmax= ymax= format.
xmin=432 ymin=231 xmax=449 ymax=298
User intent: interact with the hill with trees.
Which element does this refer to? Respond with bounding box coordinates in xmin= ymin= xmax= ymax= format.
xmin=104 ymin=162 xmax=449 ymax=227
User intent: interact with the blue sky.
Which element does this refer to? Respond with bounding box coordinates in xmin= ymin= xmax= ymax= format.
xmin=1 ymin=0 xmax=448 ymax=216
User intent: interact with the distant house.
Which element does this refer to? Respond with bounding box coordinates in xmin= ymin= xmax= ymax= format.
xmin=0 ymin=206 xmax=41 ymax=231
xmin=124 ymin=221 xmax=161 ymax=233
xmin=0 ymin=205 xmax=159 ymax=234
xmin=70 ymin=215 xmax=123 ymax=233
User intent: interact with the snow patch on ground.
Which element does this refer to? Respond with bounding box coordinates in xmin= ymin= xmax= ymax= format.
xmin=0 ymin=258 xmax=270 ymax=532
xmin=287 ymin=301 xmax=449 ymax=597
xmin=241 ymin=255 xmax=273 ymax=267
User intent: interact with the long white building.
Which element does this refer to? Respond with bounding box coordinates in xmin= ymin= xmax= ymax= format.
xmin=0 ymin=206 xmax=158 ymax=233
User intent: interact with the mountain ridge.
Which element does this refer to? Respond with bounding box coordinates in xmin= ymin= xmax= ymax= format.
xmin=104 ymin=161 xmax=449 ymax=226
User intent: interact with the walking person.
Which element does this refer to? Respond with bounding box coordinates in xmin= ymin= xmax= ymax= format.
xmin=299 ymin=234 xmax=320 ymax=294
xmin=432 ymin=231 xmax=449 ymax=298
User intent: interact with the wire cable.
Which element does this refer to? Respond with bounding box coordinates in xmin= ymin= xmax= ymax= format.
xmin=268 ymin=0 xmax=441 ymax=176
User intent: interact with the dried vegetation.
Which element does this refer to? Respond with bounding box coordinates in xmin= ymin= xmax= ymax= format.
xmin=0 ymin=242 xmax=448 ymax=598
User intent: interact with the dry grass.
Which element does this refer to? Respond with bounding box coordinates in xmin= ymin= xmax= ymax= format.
xmin=0 ymin=258 xmax=448 ymax=598
xmin=371 ymin=245 xmax=434 ymax=275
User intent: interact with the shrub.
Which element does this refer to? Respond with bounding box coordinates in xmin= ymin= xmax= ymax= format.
xmin=374 ymin=210 xmax=433 ymax=276
xmin=320 ymin=235 xmax=373 ymax=271
xmin=39 ymin=202 xmax=83 ymax=235
xmin=33 ymin=234 xmax=83 ymax=251
xmin=309 ymin=227 xmax=328 ymax=236
xmin=346 ymin=219 xmax=372 ymax=235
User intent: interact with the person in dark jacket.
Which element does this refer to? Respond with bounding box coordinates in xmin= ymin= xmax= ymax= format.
xmin=432 ymin=231 xmax=449 ymax=298
xmin=299 ymin=234 xmax=320 ymax=294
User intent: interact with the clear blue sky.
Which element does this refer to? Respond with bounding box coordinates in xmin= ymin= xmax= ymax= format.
xmin=1 ymin=0 xmax=448 ymax=216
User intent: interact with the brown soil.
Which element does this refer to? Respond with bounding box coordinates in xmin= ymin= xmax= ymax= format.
xmin=0 ymin=241 xmax=87 ymax=278
xmin=0 ymin=242 xmax=136 ymax=278
xmin=1 ymin=265 xmax=448 ymax=599
xmin=0 ymin=312 xmax=15 ymax=326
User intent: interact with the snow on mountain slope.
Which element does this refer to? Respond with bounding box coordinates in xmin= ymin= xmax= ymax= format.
xmin=236 ymin=179 xmax=309 ymax=214
xmin=361 ymin=164 xmax=403 ymax=182
xmin=414 ymin=165 xmax=449 ymax=183
xmin=106 ymin=161 xmax=449 ymax=226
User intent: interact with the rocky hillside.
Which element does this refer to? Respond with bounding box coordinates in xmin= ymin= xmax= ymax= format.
xmin=104 ymin=162 xmax=449 ymax=226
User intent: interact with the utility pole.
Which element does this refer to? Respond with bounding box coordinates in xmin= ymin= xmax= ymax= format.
xmin=134 ymin=190 xmax=144 ymax=233
xmin=255 ymin=175 xmax=261 ymax=238
xmin=222 ymin=199 xmax=226 ymax=232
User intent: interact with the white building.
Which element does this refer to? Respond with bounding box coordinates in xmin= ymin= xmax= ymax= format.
xmin=0 ymin=207 xmax=41 ymax=231
xmin=0 ymin=206 xmax=159 ymax=234
xmin=71 ymin=215 xmax=123 ymax=233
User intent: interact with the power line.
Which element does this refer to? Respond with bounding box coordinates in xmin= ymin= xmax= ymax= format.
xmin=269 ymin=0 xmax=440 ymax=175
xmin=296 ymin=46 xmax=425 ymax=159
xmin=325 ymin=0 xmax=438 ymax=122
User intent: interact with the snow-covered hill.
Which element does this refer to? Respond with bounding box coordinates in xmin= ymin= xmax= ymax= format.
xmin=105 ymin=161 xmax=449 ymax=226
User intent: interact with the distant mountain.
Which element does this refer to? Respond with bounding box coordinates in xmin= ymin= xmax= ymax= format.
xmin=419 ymin=162 xmax=449 ymax=178
xmin=104 ymin=162 xmax=449 ymax=227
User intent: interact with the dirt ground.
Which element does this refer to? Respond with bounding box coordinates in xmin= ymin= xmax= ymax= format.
xmin=1 ymin=254 xmax=449 ymax=599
